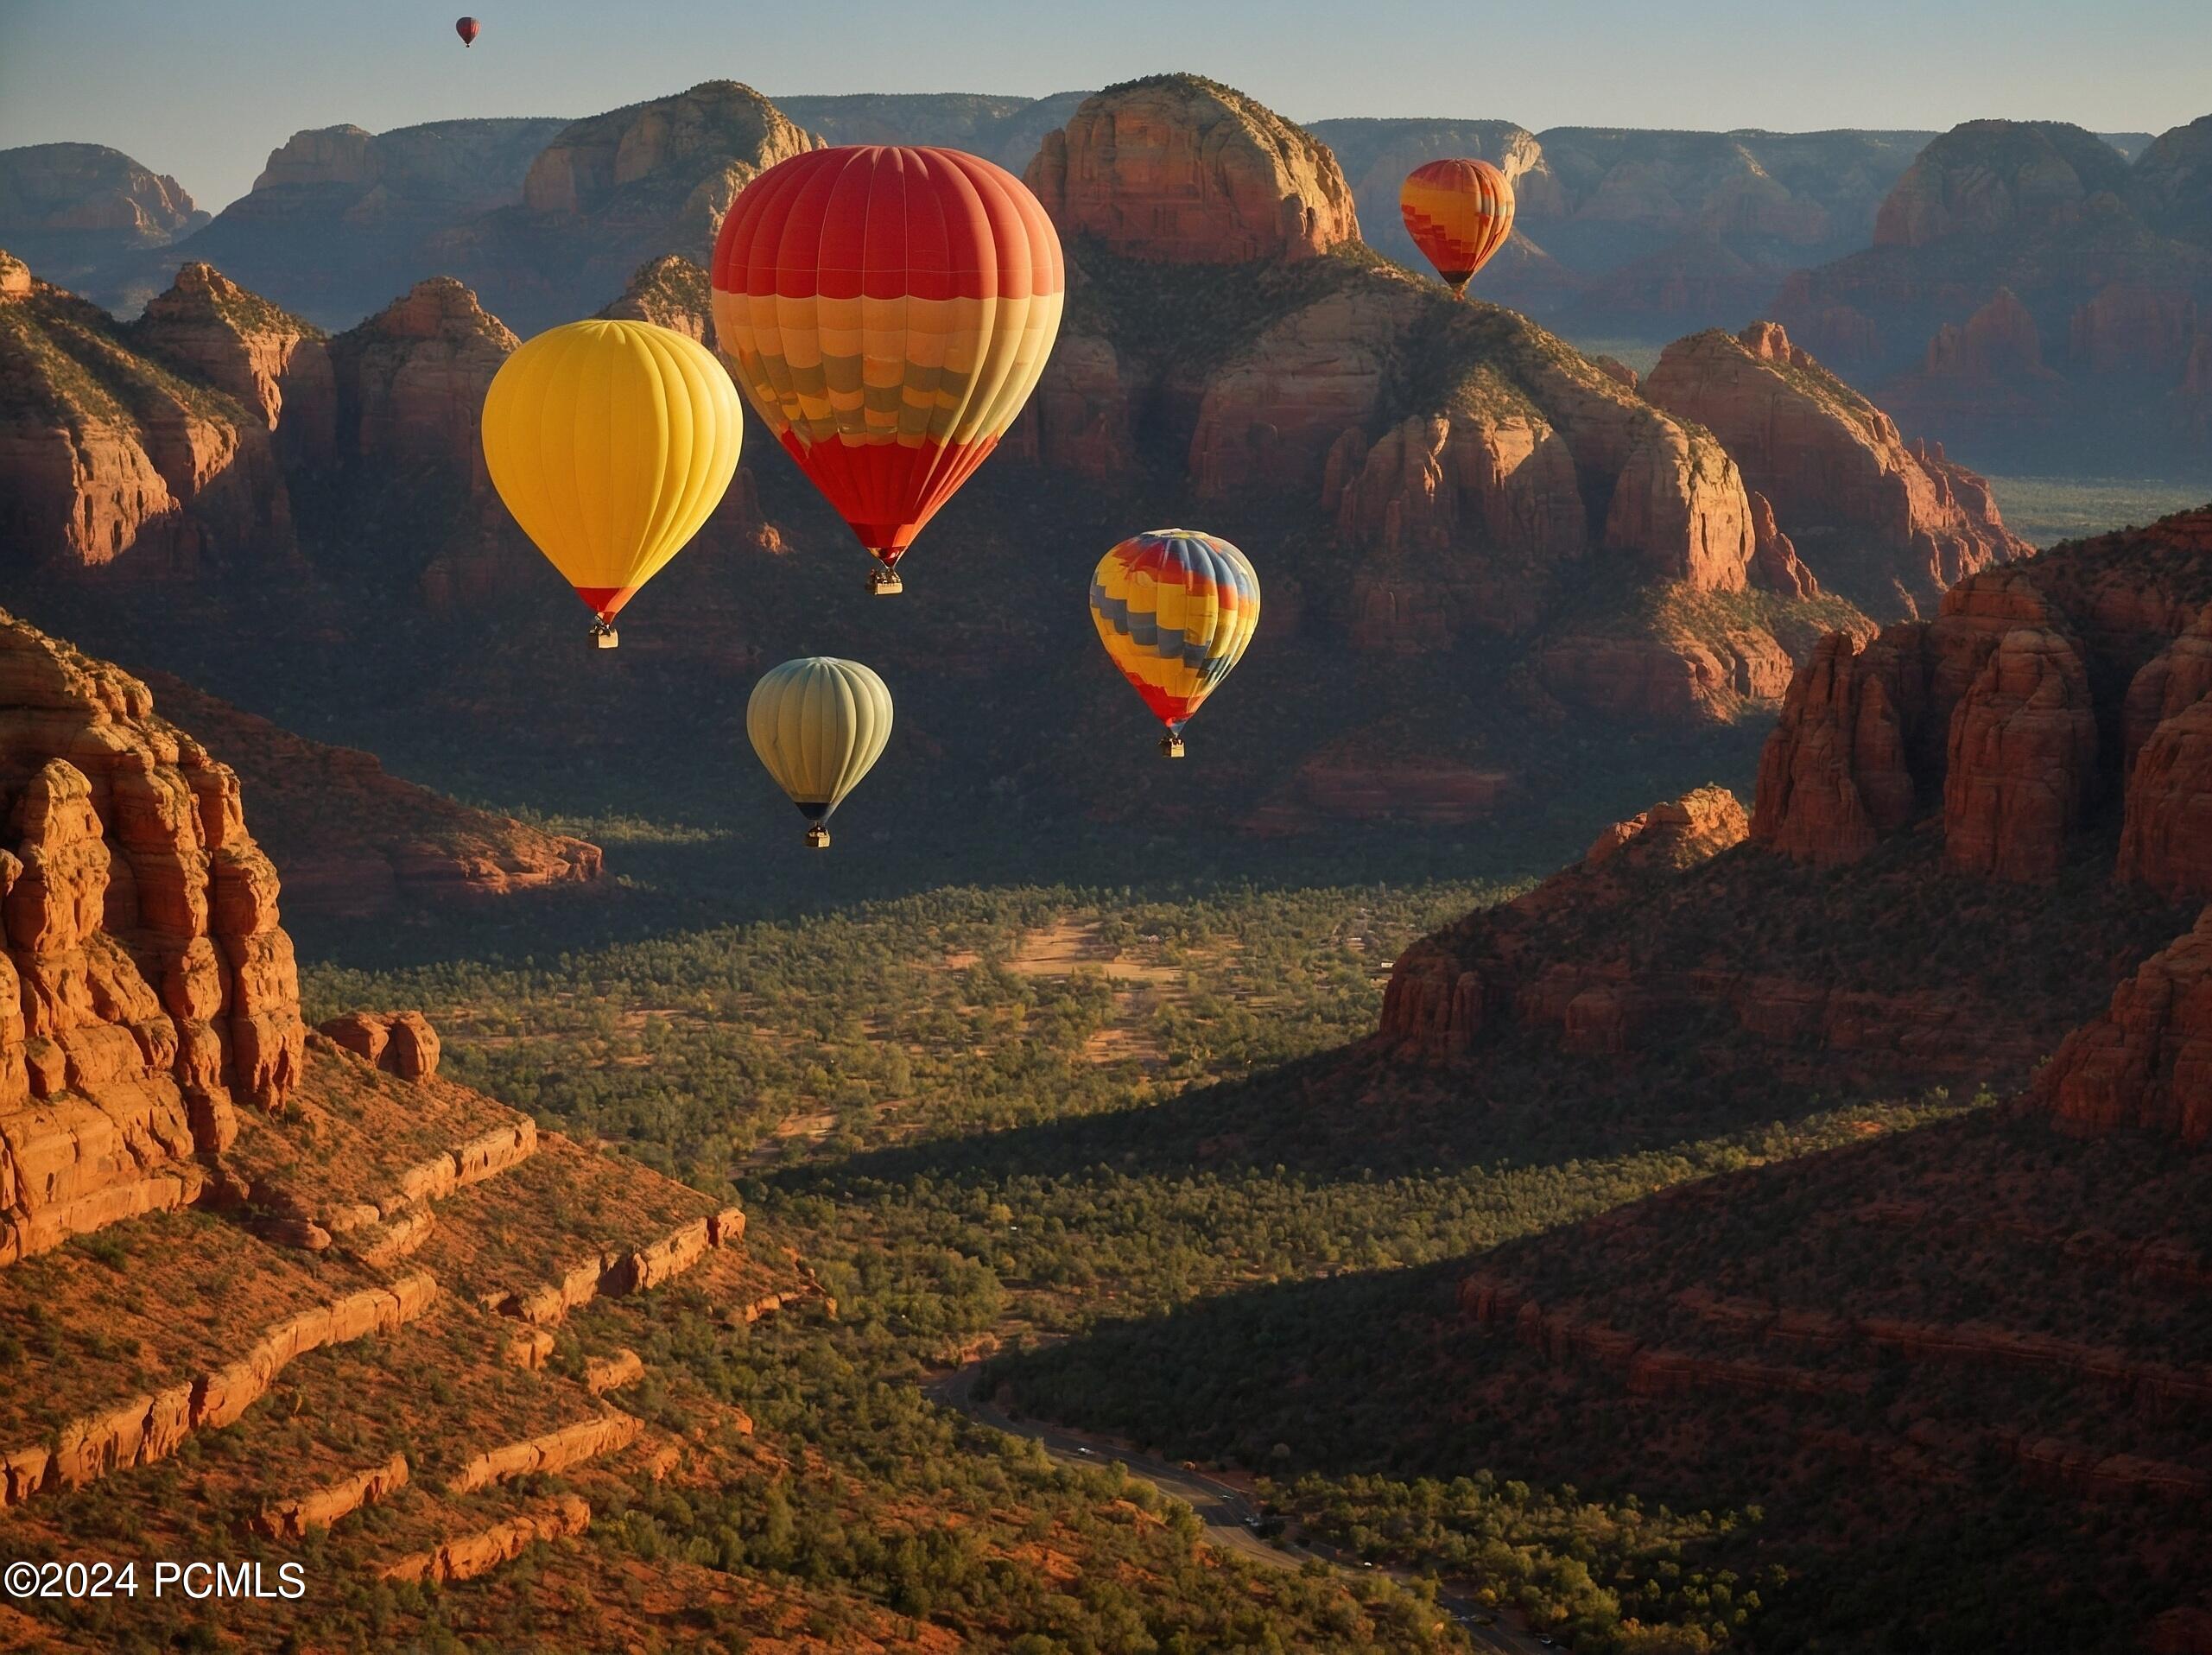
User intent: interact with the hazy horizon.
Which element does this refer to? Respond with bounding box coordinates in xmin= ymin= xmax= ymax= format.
xmin=2 ymin=0 xmax=2207 ymax=213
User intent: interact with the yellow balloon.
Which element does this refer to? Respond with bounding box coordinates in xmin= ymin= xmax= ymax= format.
xmin=747 ymin=657 xmax=894 ymax=848
xmin=481 ymin=319 xmax=743 ymax=644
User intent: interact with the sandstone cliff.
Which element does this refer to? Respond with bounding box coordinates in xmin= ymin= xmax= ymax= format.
xmin=133 ymin=262 xmax=335 ymax=464
xmin=138 ymin=673 xmax=603 ymax=918
xmin=1645 ymin=321 xmax=2028 ymax=612
xmin=0 ymin=256 xmax=295 ymax=575
xmin=1026 ymin=75 xmax=1359 ymax=263
xmin=1380 ymin=507 xmax=2212 ymax=1088
xmin=0 ymin=609 xmax=305 ymax=1263
xmin=1752 ymin=508 xmax=2212 ymax=878
xmin=0 ymin=143 xmax=206 ymax=310
xmin=171 ymin=118 xmax=569 ymax=331
xmin=447 ymin=81 xmax=820 ymax=332
xmin=1778 ymin=117 xmax=2212 ymax=472
xmin=327 ymin=276 xmax=517 ymax=484
xmin=2038 ymin=906 xmax=2212 ymax=1143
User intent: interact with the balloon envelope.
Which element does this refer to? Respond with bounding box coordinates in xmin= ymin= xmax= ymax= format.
xmin=1400 ymin=158 xmax=1515 ymax=295
xmin=711 ymin=146 xmax=1064 ymax=579
xmin=480 ymin=320 xmax=744 ymax=628
xmin=748 ymin=658 xmax=895 ymax=827
xmin=455 ymin=16 xmax=479 ymax=45
xmin=1089 ymin=529 xmax=1260 ymax=736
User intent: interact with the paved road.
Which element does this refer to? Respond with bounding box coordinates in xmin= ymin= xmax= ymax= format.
xmin=925 ymin=1363 xmax=1551 ymax=1655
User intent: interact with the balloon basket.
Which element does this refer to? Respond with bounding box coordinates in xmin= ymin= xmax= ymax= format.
xmin=1160 ymin=734 xmax=1186 ymax=759
xmin=591 ymin=618 xmax=619 ymax=650
xmin=868 ymin=566 xmax=903 ymax=596
xmin=806 ymin=823 xmax=831 ymax=850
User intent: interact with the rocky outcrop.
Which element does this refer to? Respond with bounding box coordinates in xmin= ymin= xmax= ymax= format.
xmin=328 ymin=277 xmax=516 ymax=484
xmin=172 ymin=118 xmax=569 ymax=332
xmin=2038 ymin=907 xmax=2212 ymax=1144
xmin=1004 ymin=333 xmax=1136 ymax=479
xmin=483 ymin=1208 xmax=746 ymax=1327
xmin=0 ymin=1273 xmax=434 ymax=1506
xmin=0 ymin=612 xmax=306 ymax=1265
xmin=1645 ymin=321 xmax=2027 ymax=612
xmin=319 ymin=1011 xmax=440 ymax=1081
xmin=251 ymin=1453 xmax=409 ymax=1540
xmin=142 ymin=673 xmax=603 ymax=916
xmin=0 ymin=143 xmax=201 ymax=244
xmin=1941 ymin=627 xmax=2098 ymax=880
xmin=381 ymin=1495 xmax=592 ymax=1585
xmin=1378 ymin=787 xmax=1748 ymax=1058
xmin=0 ymin=262 xmax=295 ymax=574
xmin=1750 ymin=569 xmax=2068 ymax=866
xmin=133 ymin=263 xmax=334 ymax=464
xmin=450 ymin=81 xmax=818 ymax=331
xmin=1025 ymin=76 xmax=1358 ymax=263
xmin=584 ymin=1348 xmax=644 ymax=1396
xmin=2069 ymin=282 xmax=2199 ymax=376
xmin=447 ymin=1412 xmax=640 ymax=1494
xmin=2120 ymin=696 xmax=2212 ymax=900
xmin=1873 ymin=121 xmax=2133 ymax=249
xmin=594 ymin=253 xmax=712 ymax=340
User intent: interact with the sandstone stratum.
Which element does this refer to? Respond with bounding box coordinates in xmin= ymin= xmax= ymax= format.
xmin=0 ymin=612 xmax=827 ymax=1649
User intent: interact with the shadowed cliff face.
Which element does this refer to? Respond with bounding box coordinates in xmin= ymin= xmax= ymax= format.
xmin=0 ymin=256 xmax=297 ymax=578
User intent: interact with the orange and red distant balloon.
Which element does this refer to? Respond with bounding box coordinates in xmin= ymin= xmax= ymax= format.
xmin=711 ymin=145 xmax=1065 ymax=593
xmin=455 ymin=16 xmax=480 ymax=47
xmin=1400 ymin=158 xmax=1515 ymax=297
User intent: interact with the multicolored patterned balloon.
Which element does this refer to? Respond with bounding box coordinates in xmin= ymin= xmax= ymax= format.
xmin=1399 ymin=157 xmax=1515 ymax=296
xmin=1088 ymin=529 xmax=1260 ymax=758
xmin=711 ymin=145 xmax=1064 ymax=593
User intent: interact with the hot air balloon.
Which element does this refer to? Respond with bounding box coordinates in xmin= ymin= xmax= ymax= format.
xmin=481 ymin=319 xmax=743 ymax=647
xmin=455 ymin=16 xmax=480 ymax=46
xmin=1088 ymin=529 xmax=1259 ymax=758
xmin=1399 ymin=158 xmax=1515 ymax=298
xmin=747 ymin=658 xmax=894 ymax=847
xmin=711 ymin=146 xmax=1064 ymax=594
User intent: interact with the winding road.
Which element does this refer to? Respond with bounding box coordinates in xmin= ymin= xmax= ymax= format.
xmin=925 ymin=1363 xmax=1551 ymax=1655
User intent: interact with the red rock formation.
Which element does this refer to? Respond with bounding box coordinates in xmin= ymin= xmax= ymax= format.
xmin=1873 ymin=121 xmax=2131 ymax=248
xmin=2038 ymin=907 xmax=2212 ymax=1143
xmin=0 ymin=143 xmax=201 ymax=244
xmin=328 ymin=277 xmax=517 ymax=484
xmin=1751 ymin=569 xmax=2067 ymax=866
xmin=1025 ymin=76 xmax=1359 ymax=263
xmin=2120 ymin=697 xmax=2212 ymax=901
xmin=593 ymin=253 xmax=711 ymax=340
xmin=1942 ymin=627 xmax=2097 ymax=881
xmin=2069 ymin=283 xmax=2200 ymax=376
xmin=2122 ymin=607 xmax=2212 ymax=769
xmin=1333 ymin=407 xmax=1588 ymax=648
xmin=0 ymin=612 xmax=306 ymax=1267
xmin=1645 ymin=320 xmax=2027 ymax=612
xmin=319 ymin=1011 xmax=440 ymax=1081
xmin=1922 ymin=287 xmax=2049 ymax=381
xmin=141 ymin=673 xmax=603 ymax=917
xmin=1004 ymin=332 xmax=1135 ymax=479
xmin=1746 ymin=490 xmax=1819 ymax=599
xmin=134 ymin=263 xmax=334 ymax=465
xmin=0 ymin=260 xmax=295 ymax=575
xmin=1190 ymin=283 xmax=1423 ymax=500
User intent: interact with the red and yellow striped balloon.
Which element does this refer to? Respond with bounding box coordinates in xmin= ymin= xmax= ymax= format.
xmin=711 ymin=145 xmax=1064 ymax=592
xmin=1400 ymin=157 xmax=1515 ymax=296
xmin=1089 ymin=529 xmax=1260 ymax=758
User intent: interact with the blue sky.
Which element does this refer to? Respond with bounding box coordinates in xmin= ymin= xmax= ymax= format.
xmin=3 ymin=0 xmax=2206 ymax=211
